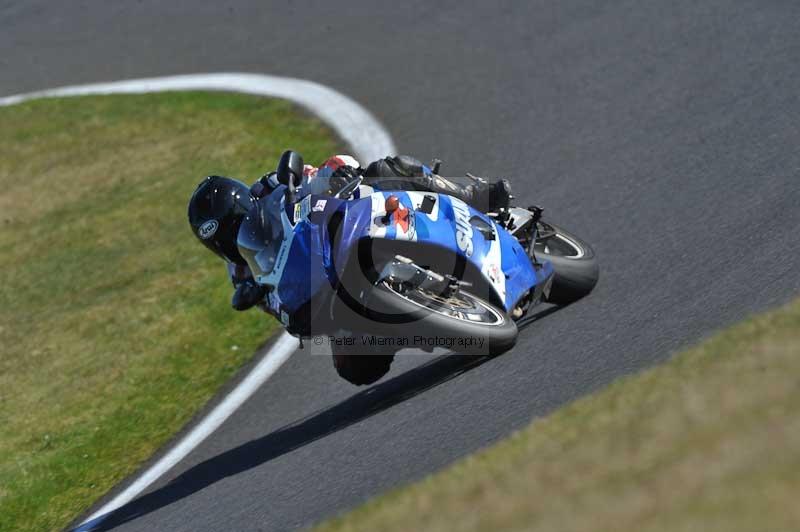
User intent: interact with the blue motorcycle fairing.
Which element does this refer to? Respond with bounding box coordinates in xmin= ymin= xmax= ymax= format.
xmin=292 ymin=191 xmax=552 ymax=312
xmin=243 ymin=190 xmax=552 ymax=316
xmin=238 ymin=193 xmax=330 ymax=318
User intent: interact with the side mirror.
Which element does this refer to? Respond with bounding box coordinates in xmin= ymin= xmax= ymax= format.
xmin=276 ymin=150 xmax=304 ymax=205
xmin=276 ymin=150 xmax=304 ymax=186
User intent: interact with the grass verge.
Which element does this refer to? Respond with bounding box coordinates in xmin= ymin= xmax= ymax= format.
xmin=316 ymin=300 xmax=800 ymax=532
xmin=0 ymin=92 xmax=340 ymax=532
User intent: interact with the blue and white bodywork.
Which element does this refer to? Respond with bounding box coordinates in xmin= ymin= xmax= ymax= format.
xmin=358 ymin=191 xmax=552 ymax=311
xmin=239 ymin=185 xmax=553 ymax=337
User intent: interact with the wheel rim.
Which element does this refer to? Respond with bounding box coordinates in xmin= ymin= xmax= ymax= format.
xmin=382 ymin=281 xmax=505 ymax=326
xmin=534 ymin=224 xmax=585 ymax=259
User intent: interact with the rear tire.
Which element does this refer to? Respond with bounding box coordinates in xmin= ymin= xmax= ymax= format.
xmin=535 ymin=222 xmax=599 ymax=304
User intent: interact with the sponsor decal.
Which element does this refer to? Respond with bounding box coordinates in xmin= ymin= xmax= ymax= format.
xmin=391 ymin=205 xmax=415 ymax=238
xmin=369 ymin=193 xmax=417 ymax=240
xmin=486 ymin=263 xmax=501 ymax=284
xmin=266 ymin=292 xmax=282 ymax=314
xmin=198 ymin=219 xmax=219 ymax=240
xmin=313 ymin=199 xmax=327 ymax=212
xmin=293 ymin=196 xmax=312 ymax=223
xmin=272 ymin=238 xmax=290 ymax=275
xmin=451 ymin=198 xmax=474 ymax=257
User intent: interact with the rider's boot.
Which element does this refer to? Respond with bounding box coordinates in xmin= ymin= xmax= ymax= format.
xmin=364 ymin=155 xmax=512 ymax=212
xmin=231 ymin=279 xmax=267 ymax=311
xmin=463 ymin=177 xmax=512 ymax=213
xmin=423 ymin=173 xmax=511 ymax=212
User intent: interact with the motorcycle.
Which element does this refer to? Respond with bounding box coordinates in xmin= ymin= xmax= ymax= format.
xmin=237 ymin=152 xmax=599 ymax=385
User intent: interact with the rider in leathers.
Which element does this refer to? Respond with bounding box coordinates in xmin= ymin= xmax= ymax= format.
xmin=188 ymin=153 xmax=511 ymax=317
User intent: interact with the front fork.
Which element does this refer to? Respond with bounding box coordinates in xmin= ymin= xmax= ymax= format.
xmin=496 ymin=205 xmax=544 ymax=263
xmin=527 ymin=205 xmax=544 ymax=265
xmin=502 ymin=205 xmax=550 ymax=318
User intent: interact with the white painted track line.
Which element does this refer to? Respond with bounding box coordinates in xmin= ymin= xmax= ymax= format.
xmin=0 ymin=72 xmax=396 ymax=163
xmin=0 ymin=73 xmax=395 ymax=530
xmin=76 ymin=333 xmax=297 ymax=530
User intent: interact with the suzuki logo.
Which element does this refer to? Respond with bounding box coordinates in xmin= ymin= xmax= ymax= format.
xmin=451 ymin=199 xmax=474 ymax=257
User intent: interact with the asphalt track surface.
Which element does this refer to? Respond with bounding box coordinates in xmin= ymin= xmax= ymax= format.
xmin=3 ymin=1 xmax=800 ymax=530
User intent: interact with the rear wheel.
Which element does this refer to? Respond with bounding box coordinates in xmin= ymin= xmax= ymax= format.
xmin=534 ymin=222 xmax=599 ymax=304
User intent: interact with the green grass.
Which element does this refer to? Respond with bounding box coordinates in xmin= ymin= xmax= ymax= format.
xmin=0 ymin=92 xmax=341 ymax=532
xmin=315 ymin=300 xmax=800 ymax=532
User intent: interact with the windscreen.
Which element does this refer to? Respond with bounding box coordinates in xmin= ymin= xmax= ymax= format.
xmin=237 ymin=191 xmax=285 ymax=278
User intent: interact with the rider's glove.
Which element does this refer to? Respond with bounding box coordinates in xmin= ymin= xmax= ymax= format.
xmin=250 ymin=171 xmax=280 ymax=199
xmin=232 ymin=279 xmax=267 ymax=311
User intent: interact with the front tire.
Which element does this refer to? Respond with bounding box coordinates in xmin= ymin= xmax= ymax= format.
xmin=364 ymin=282 xmax=518 ymax=356
xmin=332 ymin=347 xmax=395 ymax=386
xmin=535 ymin=222 xmax=599 ymax=304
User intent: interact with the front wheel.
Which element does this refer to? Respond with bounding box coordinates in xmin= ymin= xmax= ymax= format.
xmin=534 ymin=222 xmax=599 ymax=304
xmin=363 ymin=281 xmax=518 ymax=356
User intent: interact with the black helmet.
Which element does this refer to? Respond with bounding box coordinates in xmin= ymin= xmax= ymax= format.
xmin=188 ymin=176 xmax=255 ymax=265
